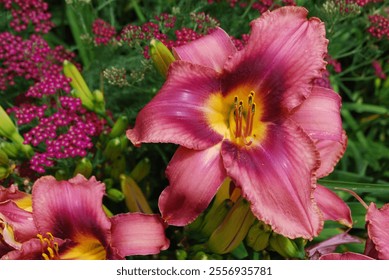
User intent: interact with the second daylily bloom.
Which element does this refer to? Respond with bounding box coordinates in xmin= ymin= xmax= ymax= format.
xmin=127 ymin=7 xmax=348 ymax=239
xmin=0 ymin=175 xmax=169 ymax=259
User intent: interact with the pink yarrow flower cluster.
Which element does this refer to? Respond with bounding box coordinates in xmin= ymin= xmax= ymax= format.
xmin=94 ymin=13 xmax=221 ymax=59
xmin=22 ymin=97 xmax=105 ymax=173
xmin=0 ymin=0 xmax=54 ymax=33
xmin=367 ymin=14 xmax=389 ymax=40
xmin=0 ymin=32 xmax=74 ymax=94
xmin=92 ymin=19 xmax=117 ymax=46
xmin=127 ymin=7 xmax=350 ymax=239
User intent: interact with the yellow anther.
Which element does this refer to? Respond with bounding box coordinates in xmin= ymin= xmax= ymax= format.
xmin=42 ymin=253 xmax=50 ymax=260
xmin=54 ymin=242 xmax=59 ymax=252
xmin=37 ymin=234 xmax=44 ymax=242
xmin=47 ymin=247 xmax=55 ymax=258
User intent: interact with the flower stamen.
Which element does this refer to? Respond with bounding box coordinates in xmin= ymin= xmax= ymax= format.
xmin=232 ymin=91 xmax=257 ymax=145
xmin=37 ymin=232 xmax=59 ymax=260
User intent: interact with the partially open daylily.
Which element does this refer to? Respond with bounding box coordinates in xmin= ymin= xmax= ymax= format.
xmin=0 ymin=175 xmax=169 ymax=259
xmin=127 ymin=7 xmax=348 ymax=239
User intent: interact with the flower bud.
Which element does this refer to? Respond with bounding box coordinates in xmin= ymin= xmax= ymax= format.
xmin=200 ymin=199 xmax=233 ymax=237
xmin=207 ymin=197 xmax=255 ymax=254
xmin=103 ymin=137 xmax=122 ymax=160
xmin=120 ymin=174 xmax=152 ymax=214
xmin=269 ymin=233 xmax=306 ymax=259
xmin=0 ymin=106 xmax=17 ymax=140
xmin=0 ymin=165 xmax=14 ymax=180
xmin=109 ymin=155 xmax=126 ymax=180
xmin=0 ymin=142 xmax=19 ymax=158
xmin=149 ymin=39 xmax=175 ymax=78
xmin=93 ymin=89 xmax=105 ymax=114
xmin=109 ymin=115 xmax=129 ymax=138
xmin=106 ymin=188 xmax=125 ymax=202
xmin=129 ymin=157 xmax=151 ymax=183
xmin=73 ymin=157 xmax=93 ymax=178
xmin=63 ymin=60 xmax=95 ymax=111
xmin=245 ymin=220 xmax=272 ymax=251
xmin=0 ymin=149 xmax=9 ymax=166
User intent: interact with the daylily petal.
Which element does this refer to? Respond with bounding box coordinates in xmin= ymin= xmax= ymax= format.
xmin=314 ymin=185 xmax=352 ymax=227
xmin=221 ymin=120 xmax=322 ymax=239
xmin=365 ymin=203 xmax=389 ymax=260
xmin=159 ymin=144 xmax=226 ymax=226
xmin=173 ymin=27 xmax=237 ymax=72
xmin=32 ymin=175 xmax=111 ymax=248
xmin=319 ymin=252 xmax=374 ymax=260
xmin=306 ymin=232 xmax=361 ymax=260
xmin=127 ymin=61 xmax=223 ymax=150
xmin=314 ymin=131 xmax=347 ymax=178
xmin=291 ymin=86 xmax=343 ymax=141
xmin=0 ymin=185 xmax=32 ymax=211
xmin=110 ymin=213 xmax=169 ymax=257
xmin=291 ymin=86 xmax=346 ymax=177
xmin=364 ymin=237 xmax=379 ymax=259
xmin=222 ymin=6 xmax=327 ymax=112
xmin=0 ymin=201 xmax=37 ymax=242
xmin=1 ymin=238 xmax=47 ymax=260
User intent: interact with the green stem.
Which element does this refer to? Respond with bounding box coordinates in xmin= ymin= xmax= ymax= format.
xmin=66 ymin=5 xmax=91 ymax=68
xmin=131 ymin=0 xmax=146 ymax=23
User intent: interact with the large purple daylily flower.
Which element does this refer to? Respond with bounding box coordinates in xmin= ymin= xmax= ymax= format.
xmin=0 ymin=175 xmax=169 ymax=259
xmin=127 ymin=7 xmax=349 ymax=239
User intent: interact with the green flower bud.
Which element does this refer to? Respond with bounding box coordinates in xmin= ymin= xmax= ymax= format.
xmin=149 ymin=39 xmax=175 ymax=78
xmin=269 ymin=233 xmax=306 ymax=259
xmin=245 ymin=220 xmax=272 ymax=251
xmin=0 ymin=166 xmax=12 ymax=180
xmin=0 ymin=142 xmax=19 ymax=158
xmin=109 ymin=116 xmax=129 ymax=138
xmin=175 ymin=249 xmax=188 ymax=260
xmin=93 ymin=89 xmax=105 ymax=114
xmin=73 ymin=157 xmax=93 ymax=178
xmin=63 ymin=60 xmax=95 ymax=111
xmin=109 ymin=155 xmax=126 ymax=180
xmin=55 ymin=170 xmax=68 ymax=181
xmin=129 ymin=157 xmax=151 ymax=183
xmin=103 ymin=137 xmax=122 ymax=160
xmin=200 ymin=199 xmax=233 ymax=237
xmin=207 ymin=197 xmax=255 ymax=254
xmin=120 ymin=174 xmax=152 ymax=214
xmin=0 ymin=106 xmax=17 ymax=140
xmin=106 ymin=188 xmax=125 ymax=202
xmin=0 ymin=149 xmax=9 ymax=166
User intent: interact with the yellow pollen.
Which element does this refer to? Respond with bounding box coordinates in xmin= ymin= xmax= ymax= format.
xmin=37 ymin=232 xmax=59 ymax=260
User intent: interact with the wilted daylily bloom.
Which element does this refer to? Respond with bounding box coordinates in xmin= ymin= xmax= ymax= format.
xmin=0 ymin=175 xmax=169 ymax=259
xmin=127 ymin=7 xmax=348 ymax=239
